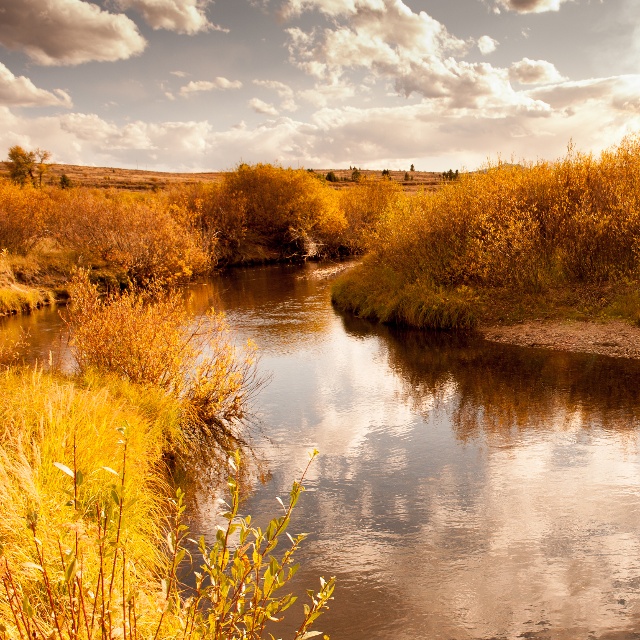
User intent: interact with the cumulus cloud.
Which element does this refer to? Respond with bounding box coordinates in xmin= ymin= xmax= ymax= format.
xmin=253 ymin=80 xmax=298 ymax=111
xmin=299 ymin=81 xmax=358 ymax=107
xmin=0 ymin=63 xmax=72 ymax=108
xmin=493 ymin=0 xmax=573 ymax=13
xmin=1 ymin=74 xmax=639 ymax=172
xmin=283 ymin=0 xmax=546 ymax=111
xmin=510 ymin=58 xmax=566 ymax=85
xmin=115 ymin=0 xmax=226 ymax=34
xmin=249 ymin=98 xmax=280 ymax=116
xmin=0 ymin=0 xmax=146 ymax=65
xmin=179 ymin=77 xmax=243 ymax=97
xmin=478 ymin=35 xmax=499 ymax=55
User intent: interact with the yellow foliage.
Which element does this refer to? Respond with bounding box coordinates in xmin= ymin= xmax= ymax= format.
xmin=334 ymin=135 xmax=640 ymax=328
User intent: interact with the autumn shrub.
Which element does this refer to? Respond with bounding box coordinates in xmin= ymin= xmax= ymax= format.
xmin=333 ymin=135 xmax=640 ymax=329
xmin=51 ymin=189 xmax=209 ymax=282
xmin=222 ymin=164 xmax=346 ymax=257
xmin=0 ymin=180 xmax=50 ymax=254
xmin=339 ymin=178 xmax=404 ymax=252
xmin=167 ymin=182 xmax=246 ymax=264
xmin=64 ymin=271 xmax=261 ymax=461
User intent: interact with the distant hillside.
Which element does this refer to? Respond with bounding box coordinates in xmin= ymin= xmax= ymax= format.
xmin=0 ymin=162 xmax=445 ymax=192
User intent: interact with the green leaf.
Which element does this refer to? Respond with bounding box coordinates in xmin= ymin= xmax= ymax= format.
xmin=75 ymin=470 xmax=84 ymax=487
xmin=65 ymin=557 xmax=78 ymax=584
xmin=111 ymin=488 xmax=121 ymax=507
xmin=53 ymin=462 xmax=74 ymax=478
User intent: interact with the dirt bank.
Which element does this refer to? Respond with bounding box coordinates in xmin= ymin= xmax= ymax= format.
xmin=481 ymin=320 xmax=640 ymax=360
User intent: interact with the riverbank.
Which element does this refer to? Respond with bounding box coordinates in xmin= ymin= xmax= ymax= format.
xmin=481 ymin=318 xmax=640 ymax=360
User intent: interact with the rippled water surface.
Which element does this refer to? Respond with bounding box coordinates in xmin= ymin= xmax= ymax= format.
xmin=6 ymin=262 xmax=640 ymax=639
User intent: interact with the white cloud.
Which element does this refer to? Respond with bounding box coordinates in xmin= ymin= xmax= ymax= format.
xmin=1 ymin=73 xmax=638 ymax=172
xmin=493 ymin=0 xmax=573 ymax=13
xmin=170 ymin=70 xmax=190 ymax=78
xmin=253 ymin=80 xmax=298 ymax=111
xmin=299 ymin=81 xmax=359 ymax=107
xmin=510 ymin=58 xmax=566 ymax=85
xmin=249 ymin=98 xmax=280 ymax=116
xmin=478 ymin=35 xmax=499 ymax=55
xmin=115 ymin=0 xmax=226 ymax=34
xmin=0 ymin=0 xmax=146 ymax=65
xmin=0 ymin=63 xmax=72 ymax=108
xmin=179 ymin=78 xmax=243 ymax=97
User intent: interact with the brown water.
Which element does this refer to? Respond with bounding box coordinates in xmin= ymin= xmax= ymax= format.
xmin=5 ymin=262 xmax=640 ymax=639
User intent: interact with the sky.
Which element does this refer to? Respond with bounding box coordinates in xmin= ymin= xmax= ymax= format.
xmin=0 ymin=0 xmax=639 ymax=172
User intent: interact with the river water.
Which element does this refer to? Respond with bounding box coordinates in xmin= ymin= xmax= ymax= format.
xmin=4 ymin=262 xmax=640 ymax=639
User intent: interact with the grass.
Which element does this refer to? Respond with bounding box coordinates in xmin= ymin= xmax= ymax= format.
xmin=332 ymin=135 xmax=640 ymax=330
xmin=0 ymin=273 xmax=335 ymax=638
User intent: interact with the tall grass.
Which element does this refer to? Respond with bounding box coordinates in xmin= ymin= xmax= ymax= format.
xmin=0 ymin=368 xmax=334 ymax=639
xmin=0 ymin=271 xmax=335 ymax=638
xmin=333 ymin=136 xmax=640 ymax=329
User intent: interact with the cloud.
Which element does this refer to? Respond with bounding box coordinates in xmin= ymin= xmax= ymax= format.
xmin=248 ymin=98 xmax=280 ymax=116
xmin=510 ymin=58 xmax=566 ymax=85
xmin=283 ymin=0 xmax=540 ymax=111
xmin=253 ymin=80 xmax=298 ymax=111
xmin=1 ymin=74 xmax=639 ymax=172
xmin=114 ymin=0 xmax=226 ymax=34
xmin=0 ymin=63 xmax=72 ymax=108
xmin=179 ymin=77 xmax=243 ymax=97
xmin=493 ymin=0 xmax=573 ymax=13
xmin=0 ymin=0 xmax=146 ymax=65
xmin=298 ymin=81 xmax=359 ymax=107
xmin=478 ymin=35 xmax=499 ymax=55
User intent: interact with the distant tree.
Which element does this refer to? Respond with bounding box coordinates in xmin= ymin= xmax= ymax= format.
xmin=6 ymin=145 xmax=36 ymax=186
xmin=351 ymin=169 xmax=361 ymax=182
xmin=381 ymin=169 xmax=390 ymax=178
xmin=404 ymin=172 xmax=410 ymax=181
xmin=34 ymin=148 xmax=51 ymax=187
xmin=442 ymin=169 xmax=459 ymax=182
xmin=60 ymin=173 xmax=72 ymax=189
xmin=326 ymin=171 xmax=338 ymax=182
xmin=410 ymin=163 xmax=415 ymax=172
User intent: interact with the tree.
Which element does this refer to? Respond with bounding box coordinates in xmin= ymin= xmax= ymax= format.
xmin=6 ymin=145 xmax=51 ymax=187
xmin=410 ymin=164 xmax=415 ymax=172
xmin=59 ymin=173 xmax=72 ymax=189
xmin=6 ymin=145 xmax=35 ymax=186
xmin=34 ymin=147 xmax=51 ymax=186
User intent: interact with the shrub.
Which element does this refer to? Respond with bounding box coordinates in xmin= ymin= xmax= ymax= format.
xmin=333 ymin=135 xmax=640 ymax=328
xmin=0 ymin=372 xmax=334 ymax=639
xmin=52 ymin=189 xmax=209 ymax=282
xmin=222 ymin=164 xmax=346 ymax=257
xmin=64 ymin=271 xmax=261 ymax=463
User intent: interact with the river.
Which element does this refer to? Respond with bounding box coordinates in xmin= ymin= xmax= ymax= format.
xmin=4 ymin=262 xmax=640 ymax=639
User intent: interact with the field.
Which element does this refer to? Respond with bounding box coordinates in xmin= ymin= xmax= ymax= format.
xmin=0 ymin=162 xmax=442 ymax=192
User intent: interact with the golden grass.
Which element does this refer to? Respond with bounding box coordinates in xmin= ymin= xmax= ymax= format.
xmin=0 ymin=367 xmax=181 ymax=635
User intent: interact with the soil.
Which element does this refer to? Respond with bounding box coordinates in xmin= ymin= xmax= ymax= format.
xmin=481 ymin=319 xmax=640 ymax=360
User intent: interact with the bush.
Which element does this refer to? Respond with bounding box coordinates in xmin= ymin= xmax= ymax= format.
xmin=52 ymin=190 xmax=209 ymax=282
xmin=333 ymin=135 xmax=640 ymax=328
xmin=0 ymin=375 xmax=334 ymax=639
xmin=223 ymin=164 xmax=346 ymax=257
xmin=64 ymin=271 xmax=260 ymax=458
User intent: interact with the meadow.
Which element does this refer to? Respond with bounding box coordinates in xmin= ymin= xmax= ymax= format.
xmin=332 ymin=136 xmax=640 ymax=330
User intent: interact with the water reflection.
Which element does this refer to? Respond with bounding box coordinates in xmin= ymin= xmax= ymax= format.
xmin=3 ymin=263 xmax=640 ymax=639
